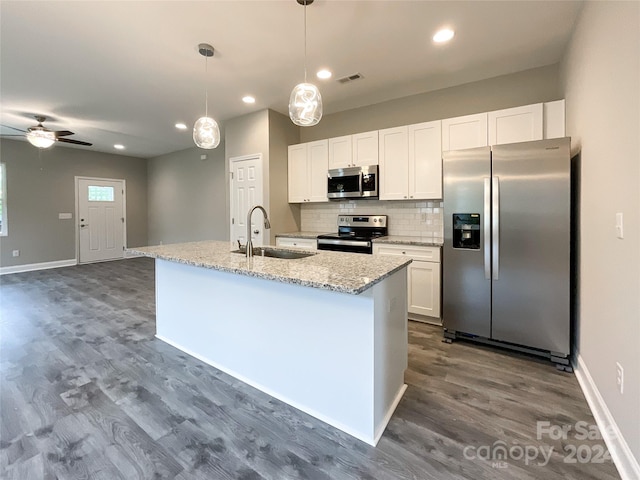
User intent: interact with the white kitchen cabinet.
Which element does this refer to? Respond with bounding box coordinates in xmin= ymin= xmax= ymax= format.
xmin=409 ymin=121 xmax=442 ymax=199
xmin=442 ymin=112 xmax=488 ymax=151
xmin=379 ymin=126 xmax=409 ymax=200
xmin=275 ymin=237 xmax=317 ymax=250
xmin=373 ymin=244 xmax=441 ymax=324
xmin=328 ymin=131 xmax=378 ymax=168
xmin=379 ymin=121 xmax=442 ymax=200
xmin=488 ymin=103 xmax=543 ymax=145
xmin=543 ymin=100 xmax=565 ymax=139
xmin=287 ymin=140 xmax=328 ymax=203
xmin=328 ymin=135 xmax=352 ymax=169
xmin=352 ymin=131 xmax=379 ymax=166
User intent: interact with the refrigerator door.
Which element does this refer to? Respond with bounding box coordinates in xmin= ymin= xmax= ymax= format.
xmin=443 ymin=147 xmax=492 ymax=337
xmin=490 ymin=138 xmax=570 ymax=354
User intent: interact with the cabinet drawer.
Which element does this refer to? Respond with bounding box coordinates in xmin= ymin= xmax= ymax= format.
xmin=275 ymin=237 xmax=317 ymax=250
xmin=373 ymin=244 xmax=440 ymax=262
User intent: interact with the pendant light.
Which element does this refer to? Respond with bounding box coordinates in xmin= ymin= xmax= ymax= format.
xmin=193 ymin=43 xmax=221 ymax=149
xmin=289 ymin=0 xmax=322 ymax=127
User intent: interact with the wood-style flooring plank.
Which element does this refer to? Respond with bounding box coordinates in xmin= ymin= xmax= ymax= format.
xmin=0 ymin=258 xmax=621 ymax=480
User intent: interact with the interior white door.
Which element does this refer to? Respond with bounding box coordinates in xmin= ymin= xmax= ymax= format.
xmin=230 ymin=155 xmax=264 ymax=248
xmin=78 ymin=178 xmax=125 ymax=264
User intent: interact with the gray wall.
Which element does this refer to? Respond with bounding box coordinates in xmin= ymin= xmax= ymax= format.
xmin=268 ymin=110 xmax=301 ymax=235
xmin=147 ymin=145 xmax=227 ymax=245
xmin=561 ymin=0 xmax=640 ymax=464
xmin=0 ymin=138 xmax=147 ymax=267
xmin=300 ymin=64 xmax=561 ymax=142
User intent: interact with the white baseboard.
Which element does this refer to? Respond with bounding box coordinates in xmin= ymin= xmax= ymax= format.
xmin=0 ymin=258 xmax=77 ymax=275
xmin=574 ymin=353 xmax=640 ymax=480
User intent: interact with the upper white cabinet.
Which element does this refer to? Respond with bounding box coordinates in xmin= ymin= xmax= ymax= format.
xmin=329 ymin=131 xmax=379 ymax=168
xmin=379 ymin=121 xmax=442 ymax=200
xmin=543 ymin=100 xmax=566 ymax=139
xmin=488 ymin=103 xmax=543 ymax=145
xmin=442 ymin=112 xmax=488 ymax=152
xmin=379 ymin=126 xmax=409 ymax=200
xmin=287 ymin=140 xmax=328 ymax=203
xmin=328 ymin=135 xmax=352 ymax=169
xmin=409 ymin=121 xmax=442 ymax=199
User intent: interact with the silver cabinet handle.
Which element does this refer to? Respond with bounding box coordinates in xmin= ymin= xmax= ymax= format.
xmin=484 ymin=177 xmax=491 ymax=280
xmin=492 ymin=176 xmax=500 ymax=280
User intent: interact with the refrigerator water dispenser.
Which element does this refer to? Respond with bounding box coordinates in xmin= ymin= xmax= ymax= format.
xmin=453 ymin=214 xmax=480 ymax=250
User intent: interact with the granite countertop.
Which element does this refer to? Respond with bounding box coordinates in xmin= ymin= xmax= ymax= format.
xmin=127 ymin=241 xmax=411 ymax=295
xmin=373 ymin=236 xmax=444 ymax=247
xmin=275 ymin=231 xmax=333 ymax=239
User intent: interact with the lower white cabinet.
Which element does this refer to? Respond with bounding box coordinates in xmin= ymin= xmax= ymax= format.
xmin=275 ymin=237 xmax=317 ymax=250
xmin=373 ymin=244 xmax=441 ymax=324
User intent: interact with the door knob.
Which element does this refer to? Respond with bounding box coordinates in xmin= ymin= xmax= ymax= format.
xmin=80 ymin=224 xmax=88 ymax=227
xmin=253 ymin=229 xmax=260 ymax=234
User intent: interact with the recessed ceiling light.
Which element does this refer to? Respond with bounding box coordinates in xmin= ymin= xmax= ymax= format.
xmin=433 ymin=28 xmax=455 ymax=44
xmin=114 ymin=144 xmax=125 ymax=150
xmin=317 ymin=69 xmax=332 ymax=80
xmin=242 ymin=96 xmax=256 ymax=104
xmin=175 ymin=123 xmax=188 ymax=130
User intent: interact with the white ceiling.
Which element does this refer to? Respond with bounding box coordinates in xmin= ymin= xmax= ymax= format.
xmin=0 ymin=0 xmax=583 ymax=159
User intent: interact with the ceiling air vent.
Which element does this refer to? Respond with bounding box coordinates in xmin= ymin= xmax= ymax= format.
xmin=337 ymin=73 xmax=364 ymax=84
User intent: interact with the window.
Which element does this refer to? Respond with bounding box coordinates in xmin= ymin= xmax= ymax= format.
xmin=87 ymin=185 xmax=115 ymax=202
xmin=0 ymin=163 xmax=6 ymax=236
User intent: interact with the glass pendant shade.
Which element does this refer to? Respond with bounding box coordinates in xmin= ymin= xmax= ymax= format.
xmin=193 ymin=116 xmax=220 ymax=149
xmin=289 ymin=82 xmax=322 ymax=127
xmin=26 ymin=129 xmax=56 ymax=149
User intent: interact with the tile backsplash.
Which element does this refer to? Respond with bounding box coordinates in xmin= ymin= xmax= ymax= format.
xmin=300 ymin=199 xmax=444 ymax=238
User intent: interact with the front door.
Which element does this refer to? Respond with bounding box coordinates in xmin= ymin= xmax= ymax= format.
xmin=230 ymin=154 xmax=264 ymax=248
xmin=77 ymin=177 xmax=125 ymax=264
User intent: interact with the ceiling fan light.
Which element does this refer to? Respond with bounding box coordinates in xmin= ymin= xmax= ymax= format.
xmin=193 ymin=116 xmax=220 ymax=149
xmin=26 ymin=130 xmax=55 ymax=149
xmin=289 ymin=82 xmax=322 ymax=127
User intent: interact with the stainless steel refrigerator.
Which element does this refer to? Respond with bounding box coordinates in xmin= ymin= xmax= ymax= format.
xmin=443 ymin=137 xmax=571 ymax=367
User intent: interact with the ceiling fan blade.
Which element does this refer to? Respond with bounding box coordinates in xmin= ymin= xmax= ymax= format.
xmin=53 ymin=130 xmax=75 ymax=137
xmin=1 ymin=124 xmax=27 ymax=133
xmin=57 ymin=138 xmax=92 ymax=146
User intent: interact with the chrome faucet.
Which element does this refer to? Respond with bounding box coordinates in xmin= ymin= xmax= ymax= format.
xmin=246 ymin=205 xmax=271 ymax=258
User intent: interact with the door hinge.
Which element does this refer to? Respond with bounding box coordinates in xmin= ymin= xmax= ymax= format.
xmin=121 ymin=217 xmax=125 ymax=223
xmin=230 ymin=172 xmax=234 ymax=180
xmin=232 ymin=218 xmax=235 ymax=225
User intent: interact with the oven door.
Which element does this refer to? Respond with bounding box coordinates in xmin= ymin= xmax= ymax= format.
xmin=317 ymin=238 xmax=372 ymax=254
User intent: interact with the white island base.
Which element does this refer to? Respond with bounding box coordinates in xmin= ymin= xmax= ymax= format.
xmin=155 ymin=258 xmax=408 ymax=446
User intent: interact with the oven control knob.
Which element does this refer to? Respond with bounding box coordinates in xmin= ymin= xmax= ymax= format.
xmin=374 ymin=218 xmax=378 ymax=223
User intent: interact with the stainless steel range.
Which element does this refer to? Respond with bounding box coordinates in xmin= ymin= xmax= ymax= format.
xmin=317 ymin=215 xmax=387 ymax=254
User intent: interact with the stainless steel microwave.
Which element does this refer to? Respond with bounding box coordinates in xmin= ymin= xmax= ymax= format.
xmin=327 ymin=165 xmax=378 ymax=199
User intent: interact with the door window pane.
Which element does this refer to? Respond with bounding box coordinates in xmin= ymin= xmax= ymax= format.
xmin=88 ymin=186 xmax=115 ymax=202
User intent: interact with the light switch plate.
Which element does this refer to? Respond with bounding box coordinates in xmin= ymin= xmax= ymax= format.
xmin=615 ymin=213 xmax=624 ymax=239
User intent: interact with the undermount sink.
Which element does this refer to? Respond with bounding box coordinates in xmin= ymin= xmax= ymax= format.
xmin=232 ymin=247 xmax=316 ymax=260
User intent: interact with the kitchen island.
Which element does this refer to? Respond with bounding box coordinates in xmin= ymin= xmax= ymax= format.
xmin=127 ymin=241 xmax=411 ymax=446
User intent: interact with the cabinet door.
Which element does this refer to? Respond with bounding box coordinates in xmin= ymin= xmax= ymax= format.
xmin=379 ymin=126 xmax=409 ymax=200
xmin=288 ymin=144 xmax=308 ymax=203
xmin=307 ymin=140 xmax=329 ymax=202
xmin=488 ymin=103 xmax=543 ymax=146
xmin=442 ymin=112 xmax=488 ymax=151
xmin=408 ymin=260 xmax=441 ymax=318
xmin=409 ymin=121 xmax=442 ymax=199
xmin=352 ymin=130 xmax=379 ymax=166
xmin=328 ymin=135 xmax=353 ymax=169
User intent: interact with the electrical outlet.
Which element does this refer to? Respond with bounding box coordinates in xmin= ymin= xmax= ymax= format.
xmin=12 ymin=250 xmax=19 ymax=257
xmin=616 ymin=362 xmax=624 ymax=394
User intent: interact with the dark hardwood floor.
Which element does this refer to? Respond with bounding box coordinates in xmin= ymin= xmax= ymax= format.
xmin=1 ymin=258 xmax=620 ymax=479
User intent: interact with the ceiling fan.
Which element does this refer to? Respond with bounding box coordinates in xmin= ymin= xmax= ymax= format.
xmin=1 ymin=115 xmax=92 ymax=149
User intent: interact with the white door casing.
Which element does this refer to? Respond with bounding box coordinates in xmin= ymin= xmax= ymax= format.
xmin=230 ymin=154 xmax=264 ymax=248
xmin=76 ymin=177 xmax=125 ymax=264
